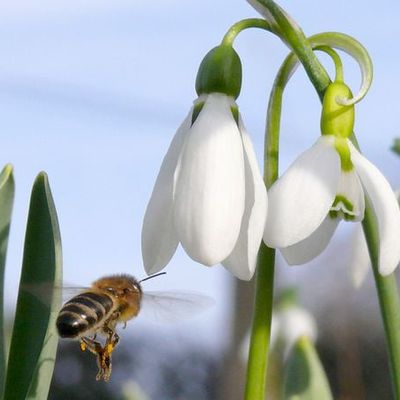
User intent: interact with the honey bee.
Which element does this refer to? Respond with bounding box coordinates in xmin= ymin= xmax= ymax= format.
xmin=55 ymin=272 xmax=212 ymax=381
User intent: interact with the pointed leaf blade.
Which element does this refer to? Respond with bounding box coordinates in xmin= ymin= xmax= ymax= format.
xmin=4 ymin=172 xmax=62 ymax=400
xmin=0 ymin=164 xmax=15 ymax=396
xmin=283 ymin=336 xmax=333 ymax=400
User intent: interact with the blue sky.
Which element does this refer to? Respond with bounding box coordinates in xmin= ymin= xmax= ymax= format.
xmin=1 ymin=0 xmax=399 ymax=344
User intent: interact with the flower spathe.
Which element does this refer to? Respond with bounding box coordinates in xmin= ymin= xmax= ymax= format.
xmin=264 ymin=81 xmax=400 ymax=276
xmin=142 ymin=93 xmax=267 ymax=280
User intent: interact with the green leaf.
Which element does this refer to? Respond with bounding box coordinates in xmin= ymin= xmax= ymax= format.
xmin=4 ymin=172 xmax=62 ymax=400
xmin=283 ymin=337 xmax=333 ymax=400
xmin=0 ymin=165 xmax=15 ymax=397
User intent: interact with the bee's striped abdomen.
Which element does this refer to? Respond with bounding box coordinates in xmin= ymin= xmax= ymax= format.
xmin=56 ymin=292 xmax=114 ymax=338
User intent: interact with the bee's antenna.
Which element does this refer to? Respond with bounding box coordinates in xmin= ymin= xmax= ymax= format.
xmin=139 ymin=272 xmax=167 ymax=283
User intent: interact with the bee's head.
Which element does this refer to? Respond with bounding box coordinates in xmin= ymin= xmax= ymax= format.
xmin=92 ymin=274 xmax=142 ymax=300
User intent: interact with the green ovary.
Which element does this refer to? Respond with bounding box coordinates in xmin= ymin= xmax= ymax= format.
xmin=320 ymin=81 xmax=355 ymax=138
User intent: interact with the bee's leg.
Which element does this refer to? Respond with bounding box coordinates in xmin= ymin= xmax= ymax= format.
xmin=80 ymin=337 xmax=112 ymax=382
xmin=96 ymin=350 xmax=112 ymax=382
xmin=102 ymin=324 xmax=120 ymax=354
xmin=80 ymin=336 xmax=102 ymax=355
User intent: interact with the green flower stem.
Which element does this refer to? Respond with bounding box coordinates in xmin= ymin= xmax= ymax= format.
xmin=363 ymin=200 xmax=400 ymax=397
xmin=244 ymin=42 xmax=294 ymax=400
xmin=255 ymin=0 xmax=400 ymax=397
xmin=244 ymin=244 xmax=275 ymax=399
xmin=221 ymin=18 xmax=272 ymax=47
xmin=351 ymin=132 xmax=400 ymax=398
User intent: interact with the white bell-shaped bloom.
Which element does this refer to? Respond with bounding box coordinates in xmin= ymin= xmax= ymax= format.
xmin=264 ymin=135 xmax=400 ymax=276
xmin=142 ymin=93 xmax=267 ymax=280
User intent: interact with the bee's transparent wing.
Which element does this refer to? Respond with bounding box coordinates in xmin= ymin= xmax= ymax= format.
xmin=21 ymin=282 xmax=89 ymax=307
xmin=140 ymin=291 xmax=214 ymax=323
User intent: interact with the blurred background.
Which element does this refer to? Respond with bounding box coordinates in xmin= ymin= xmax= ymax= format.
xmin=0 ymin=0 xmax=399 ymax=398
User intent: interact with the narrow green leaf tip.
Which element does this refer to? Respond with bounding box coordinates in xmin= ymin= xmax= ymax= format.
xmin=4 ymin=172 xmax=62 ymax=400
xmin=283 ymin=336 xmax=333 ymax=400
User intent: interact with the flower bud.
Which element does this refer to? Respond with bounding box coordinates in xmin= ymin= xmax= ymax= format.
xmin=195 ymin=45 xmax=242 ymax=99
xmin=320 ymin=82 xmax=354 ymax=138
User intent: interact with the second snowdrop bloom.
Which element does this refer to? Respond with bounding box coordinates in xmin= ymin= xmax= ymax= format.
xmin=142 ymin=45 xmax=267 ymax=280
xmin=264 ymin=81 xmax=400 ymax=276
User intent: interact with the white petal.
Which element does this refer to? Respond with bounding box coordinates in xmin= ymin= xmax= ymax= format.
xmin=174 ymin=93 xmax=245 ymax=265
xmin=222 ymin=119 xmax=267 ymax=280
xmin=332 ymin=170 xmax=365 ymax=221
xmin=350 ymin=143 xmax=400 ymax=275
xmin=264 ymin=136 xmax=341 ymax=248
xmin=141 ymin=113 xmax=190 ymax=274
xmin=349 ymin=223 xmax=371 ymax=288
xmin=280 ymin=216 xmax=340 ymax=265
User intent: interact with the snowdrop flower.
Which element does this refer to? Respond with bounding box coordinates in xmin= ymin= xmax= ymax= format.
xmin=241 ymin=289 xmax=317 ymax=361
xmin=264 ymin=81 xmax=400 ymax=276
xmin=142 ymin=45 xmax=267 ymax=280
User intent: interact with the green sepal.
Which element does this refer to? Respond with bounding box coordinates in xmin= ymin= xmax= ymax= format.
xmin=195 ymin=45 xmax=242 ymax=99
xmin=283 ymin=337 xmax=333 ymax=400
xmin=191 ymin=100 xmax=205 ymax=125
xmin=230 ymin=104 xmax=239 ymax=125
xmin=276 ymin=288 xmax=299 ymax=310
xmin=321 ymin=82 xmax=354 ymax=139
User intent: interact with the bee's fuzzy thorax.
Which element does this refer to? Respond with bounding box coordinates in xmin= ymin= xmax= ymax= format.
xmin=92 ymin=274 xmax=142 ymax=294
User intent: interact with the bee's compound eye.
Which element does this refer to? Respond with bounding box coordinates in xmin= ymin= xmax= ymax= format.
xmin=123 ymin=288 xmax=132 ymax=294
xmin=106 ymin=287 xmax=115 ymax=294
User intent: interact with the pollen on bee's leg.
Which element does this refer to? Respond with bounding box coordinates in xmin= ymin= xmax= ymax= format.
xmin=80 ymin=341 xmax=87 ymax=352
xmin=95 ymin=349 xmax=112 ymax=382
xmin=106 ymin=343 xmax=114 ymax=354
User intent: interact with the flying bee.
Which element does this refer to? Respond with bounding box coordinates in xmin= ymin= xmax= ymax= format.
xmin=55 ymin=272 xmax=212 ymax=381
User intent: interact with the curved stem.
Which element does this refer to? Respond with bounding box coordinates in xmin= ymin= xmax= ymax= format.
xmin=308 ymin=32 xmax=373 ymax=105
xmin=221 ymin=18 xmax=272 ymax=46
xmin=255 ymin=0 xmax=331 ymax=99
xmin=314 ymin=46 xmax=344 ymax=82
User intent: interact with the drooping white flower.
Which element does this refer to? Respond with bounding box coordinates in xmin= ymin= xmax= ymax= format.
xmin=142 ymin=93 xmax=267 ymax=280
xmin=264 ymin=81 xmax=400 ymax=276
